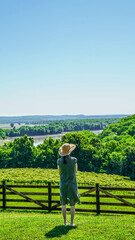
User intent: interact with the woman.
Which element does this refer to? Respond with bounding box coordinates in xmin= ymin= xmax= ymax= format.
xmin=57 ymin=143 xmax=80 ymax=226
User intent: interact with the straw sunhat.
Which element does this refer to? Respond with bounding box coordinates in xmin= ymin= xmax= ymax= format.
xmin=58 ymin=143 xmax=76 ymax=156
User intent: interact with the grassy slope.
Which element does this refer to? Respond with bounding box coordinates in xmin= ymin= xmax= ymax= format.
xmin=0 ymin=210 xmax=135 ymax=240
xmin=0 ymin=168 xmax=134 ymax=187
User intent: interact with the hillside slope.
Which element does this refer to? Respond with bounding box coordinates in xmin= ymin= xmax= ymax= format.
xmin=0 ymin=168 xmax=135 ymax=187
xmin=99 ymin=114 xmax=135 ymax=139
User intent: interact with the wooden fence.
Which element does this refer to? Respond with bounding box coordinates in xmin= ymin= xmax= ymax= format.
xmin=1 ymin=181 xmax=135 ymax=214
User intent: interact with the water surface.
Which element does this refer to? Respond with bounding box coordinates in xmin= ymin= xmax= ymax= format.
xmin=0 ymin=130 xmax=103 ymax=147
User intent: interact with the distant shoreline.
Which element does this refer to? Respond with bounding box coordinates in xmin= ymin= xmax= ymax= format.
xmin=0 ymin=130 xmax=103 ymax=146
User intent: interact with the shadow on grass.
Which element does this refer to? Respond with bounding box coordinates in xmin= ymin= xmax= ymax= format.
xmin=45 ymin=225 xmax=77 ymax=238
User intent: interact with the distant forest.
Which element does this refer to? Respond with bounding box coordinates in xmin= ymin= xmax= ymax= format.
xmin=0 ymin=118 xmax=119 ymax=138
xmin=0 ymin=114 xmax=129 ymax=124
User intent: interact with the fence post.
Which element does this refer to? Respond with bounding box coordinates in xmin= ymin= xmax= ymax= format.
xmin=2 ymin=180 xmax=6 ymax=210
xmin=48 ymin=182 xmax=52 ymax=212
xmin=96 ymin=183 xmax=100 ymax=214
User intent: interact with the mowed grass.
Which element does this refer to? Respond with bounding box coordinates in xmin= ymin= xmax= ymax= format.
xmin=1 ymin=185 xmax=135 ymax=212
xmin=0 ymin=210 xmax=135 ymax=240
xmin=1 ymin=183 xmax=135 ymax=212
xmin=1 ymin=185 xmax=135 ymax=240
xmin=1 ymin=169 xmax=135 ymax=239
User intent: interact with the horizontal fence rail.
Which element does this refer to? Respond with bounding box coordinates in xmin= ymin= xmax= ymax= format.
xmin=1 ymin=181 xmax=135 ymax=214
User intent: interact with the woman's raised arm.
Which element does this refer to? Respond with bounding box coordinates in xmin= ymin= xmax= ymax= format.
xmin=58 ymin=165 xmax=60 ymax=175
xmin=75 ymin=163 xmax=78 ymax=173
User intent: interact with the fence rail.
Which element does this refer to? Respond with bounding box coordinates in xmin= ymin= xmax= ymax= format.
xmin=1 ymin=181 xmax=135 ymax=214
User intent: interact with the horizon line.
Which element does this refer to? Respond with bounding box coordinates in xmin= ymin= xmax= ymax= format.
xmin=0 ymin=113 xmax=132 ymax=118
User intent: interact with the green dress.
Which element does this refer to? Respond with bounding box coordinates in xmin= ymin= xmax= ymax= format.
xmin=57 ymin=155 xmax=80 ymax=206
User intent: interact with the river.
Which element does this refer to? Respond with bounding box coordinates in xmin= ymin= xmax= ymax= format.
xmin=0 ymin=130 xmax=103 ymax=147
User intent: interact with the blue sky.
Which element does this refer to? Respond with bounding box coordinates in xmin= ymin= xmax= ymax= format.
xmin=0 ymin=0 xmax=135 ymax=116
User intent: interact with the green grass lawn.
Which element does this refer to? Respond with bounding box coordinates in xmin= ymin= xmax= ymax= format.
xmin=0 ymin=210 xmax=135 ymax=240
xmin=1 ymin=184 xmax=135 ymax=213
xmin=1 ymin=169 xmax=135 ymax=239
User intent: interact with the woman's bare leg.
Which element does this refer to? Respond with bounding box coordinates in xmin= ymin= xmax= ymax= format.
xmin=62 ymin=205 xmax=67 ymax=224
xmin=70 ymin=205 xmax=75 ymax=225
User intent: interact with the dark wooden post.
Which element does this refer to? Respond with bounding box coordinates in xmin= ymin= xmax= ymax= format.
xmin=2 ymin=180 xmax=6 ymax=210
xmin=48 ymin=182 xmax=52 ymax=212
xmin=96 ymin=183 xmax=100 ymax=214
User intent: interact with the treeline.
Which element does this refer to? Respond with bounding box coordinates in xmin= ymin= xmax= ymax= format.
xmin=0 ymin=131 xmax=98 ymax=170
xmin=0 ymin=118 xmax=119 ymax=139
xmin=0 ymin=114 xmax=135 ymax=180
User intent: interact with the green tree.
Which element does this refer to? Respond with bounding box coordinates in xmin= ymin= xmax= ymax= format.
xmin=0 ymin=129 xmax=6 ymax=139
xmin=10 ymin=123 xmax=14 ymax=128
xmin=10 ymin=135 xmax=35 ymax=168
xmin=120 ymin=146 xmax=135 ymax=179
